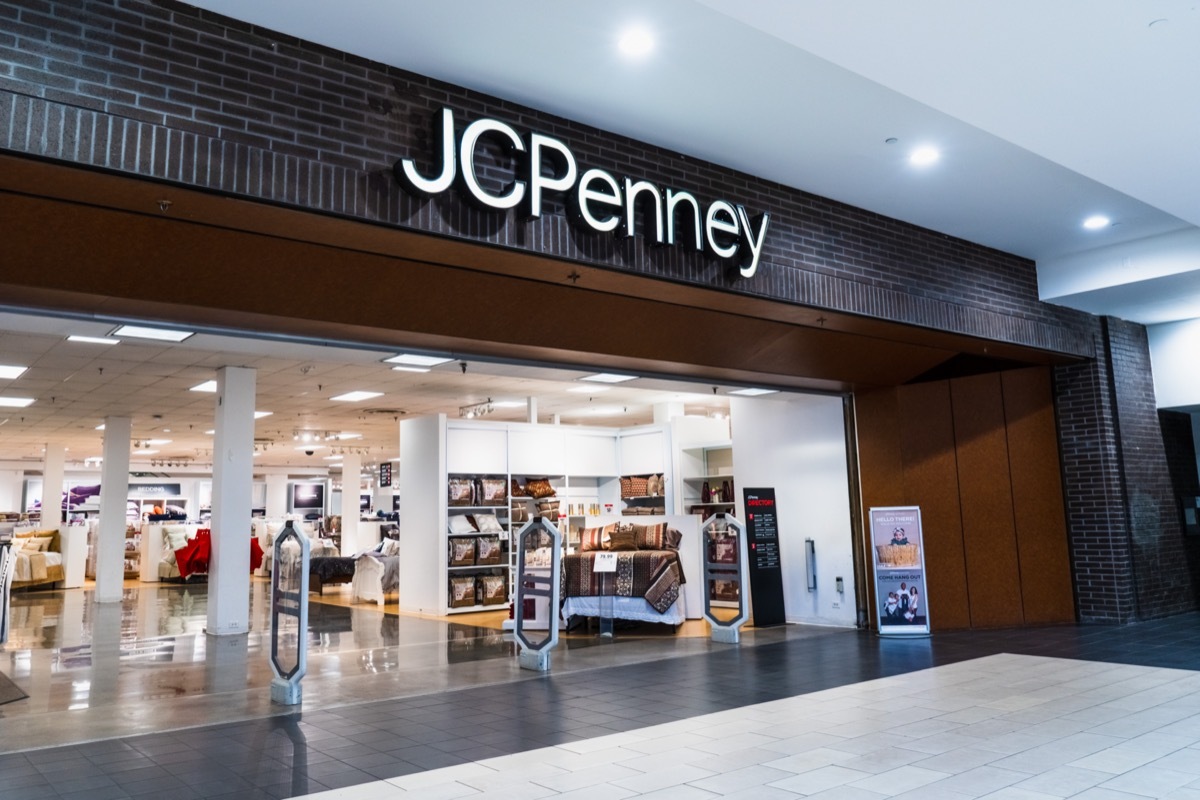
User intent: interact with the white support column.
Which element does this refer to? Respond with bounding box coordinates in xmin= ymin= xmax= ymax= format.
xmin=42 ymin=443 xmax=66 ymax=526
xmin=0 ymin=470 xmax=23 ymax=513
xmin=340 ymin=452 xmax=362 ymax=555
xmin=265 ymin=474 xmax=288 ymax=518
xmin=526 ymin=396 xmax=538 ymax=424
xmin=95 ymin=416 xmax=132 ymax=603
xmin=653 ymin=402 xmax=685 ymax=424
xmin=208 ymin=366 xmax=255 ymax=636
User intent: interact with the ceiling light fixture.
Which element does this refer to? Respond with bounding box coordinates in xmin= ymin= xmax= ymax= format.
xmin=391 ymin=366 xmax=430 ymax=373
xmin=580 ymin=373 xmax=637 ymax=384
xmin=254 ymin=410 xmax=273 ymax=419
xmin=491 ymin=401 xmax=526 ymax=409
xmin=908 ymin=146 xmax=940 ymax=166
xmin=617 ymin=25 xmax=654 ymax=58
xmin=459 ymin=399 xmax=494 ymax=419
xmin=190 ymin=380 xmax=217 ymax=392
xmin=384 ymin=353 xmax=454 ymax=368
xmin=0 ymin=397 xmax=34 ymax=408
xmin=0 ymin=365 xmax=28 ymax=379
xmin=331 ymin=390 xmax=383 ymax=402
xmin=728 ymin=387 xmax=778 ymax=396
xmin=66 ymin=335 xmax=120 ymax=345
xmin=1083 ymin=214 xmax=1111 ymax=230
xmin=111 ymin=324 xmax=195 ymax=342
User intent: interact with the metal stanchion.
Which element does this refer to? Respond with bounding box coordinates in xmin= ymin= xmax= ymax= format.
xmin=702 ymin=513 xmax=749 ymax=644
xmin=513 ymin=517 xmax=561 ymax=672
xmin=269 ymin=520 xmax=310 ymax=704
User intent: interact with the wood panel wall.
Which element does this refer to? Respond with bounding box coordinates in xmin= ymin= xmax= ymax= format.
xmin=856 ymin=366 xmax=1075 ymax=630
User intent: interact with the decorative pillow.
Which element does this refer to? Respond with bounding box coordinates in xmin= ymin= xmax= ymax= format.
xmin=524 ymin=478 xmax=555 ymax=499
xmin=476 ymin=535 xmax=502 ymax=564
xmin=477 ymin=574 xmax=507 ymax=604
xmin=620 ymin=477 xmax=633 ymax=497
xmin=448 ymin=515 xmax=477 ymax=535
xmin=633 ymin=521 xmax=668 ymax=550
xmin=664 ymin=527 xmax=683 ymax=550
xmin=379 ymin=538 xmax=400 ymax=557
xmin=628 ymin=476 xmax=649 ymax=497
xmin=449 ymin=575 xmax=476 ymax=607
xmin=448 ymin=537 xmax=476 ymax=566
xmin=647 ymin=475 xmax=662 ymax=496
xmin=510 ymin=478 xmax=527 ymax=497
xmin=535 ymin=499 xmax=560 ymax=522
xmin=604 ymin=525 xmax=638 ymax=551
xmin=510 ymin=503 xmax=529 ymax=523
xmin=580 ymin=523 xmax=616 ymax=552
xmin=481 ymin=478 xmax=507 ymax=505
xmin=164 ymin=526 xmax=190 ymax=554
xmin=26 ymin=536 xmax=55 ymax=552
xmin=447 ymin=477 xmax=474 ymax=506
xmin=470 ymin=513 xmax=504 ymax=534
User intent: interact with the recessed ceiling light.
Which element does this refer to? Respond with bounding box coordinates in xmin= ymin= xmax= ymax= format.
xmin=908 ymin=146 xmax=940 ymax=166
xmin=296 ymin=444 xmax=325 ymax=451
xmin=331 ymin=390 xmax=383 ymax=402
xmin=617 ymin=25 xmax=654 ymax=58
xmin=67 ymin=335 xmax=120 ymax=345
xmin=0 ymin=365 xmax=28 ymax=379
xmin=580 ymin=373 xmax=637 ymax=384
xmin=190 ymin=380 xmax=217 ymax=392
xmin=0 ymin=397 xmax=34 ymax=408
xmin=95 ymin=423 xmax=105 ymax=430
xmin=391 ymin=366 xmax=430 ymax=373
xmin=204 ymin=429 xmax=215 ymax=435
xmin=728 ymin=387 xmax=778 ymax=396
xmin=1083 ymin=215 xmax=1111 ymax=230
xmin=568 ymin=385 xmax=610 ymax=393
xmin=323 ymin=455 xmax=343 ymax=460
xmin=135 ymin=449 xmax=159 ymax=455
xmin=144 ymin=439 xmax=172 ymax=446
xmin=254 ymin=411 xmax=273 ymax=419
xmin=384 ymin=353 xmax=453 ymax=367
xmin=111 ymin=324 xmax=194 ymax=342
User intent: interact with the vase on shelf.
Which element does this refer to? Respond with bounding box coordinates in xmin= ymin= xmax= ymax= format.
xmin=702 ymin=481 xmax=711 ymax=504
xmin=722 ymin=481 xmax=732 ymax=503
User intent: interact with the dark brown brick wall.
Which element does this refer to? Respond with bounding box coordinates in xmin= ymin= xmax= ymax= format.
xmin=1 ymin=0 xmax=1192 ymax=621
xmin=0 ymin=0 xmax=1096 ymax=357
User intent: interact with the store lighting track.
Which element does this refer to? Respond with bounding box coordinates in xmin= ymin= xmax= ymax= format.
xmin=459 ymin=399 xmax=494 ymax=419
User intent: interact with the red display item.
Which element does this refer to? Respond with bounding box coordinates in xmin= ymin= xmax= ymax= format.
xmin=175 ymin=529 xmax=212 ymax=578
xmin=249 ymin=537 xmax=264 ymax=573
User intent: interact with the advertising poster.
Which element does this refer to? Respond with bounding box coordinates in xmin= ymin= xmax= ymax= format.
xmin=868 ymin=506 xmax=929 ymax=636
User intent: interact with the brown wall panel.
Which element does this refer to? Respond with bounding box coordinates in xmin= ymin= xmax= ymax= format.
xmin=1002 ymin=368 xmax=1076 ymax=624
xmin=897 ymin=382 xmax=971 ymax=630
xmin=950 ymin=374 xmax=1025 ymax=628
xmin=855 ymin=388 xmax=905 ymax=622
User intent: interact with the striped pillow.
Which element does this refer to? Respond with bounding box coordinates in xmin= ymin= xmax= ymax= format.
xmin=633 ymin=522 xmax=668 ymax=550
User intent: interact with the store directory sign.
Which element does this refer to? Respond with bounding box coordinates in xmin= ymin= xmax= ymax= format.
xmin=742 ymin=487 xmax=786 ymax=627
xmin=868 ymin=506 xmax=930 ymax=636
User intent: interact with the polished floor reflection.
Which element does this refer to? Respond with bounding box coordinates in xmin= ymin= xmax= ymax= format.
xmin=2 ymin=582 xmax=1199 ymax=799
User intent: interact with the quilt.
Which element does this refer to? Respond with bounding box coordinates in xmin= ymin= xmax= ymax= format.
xmin=561 ymin=549 xmax=684 ymax=614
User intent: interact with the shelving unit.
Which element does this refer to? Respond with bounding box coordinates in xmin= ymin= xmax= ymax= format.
xmin=680 ymin=442 xmax=736 ymax=516
xmin=123 ymin=523 xmax=141 ymax=578
xmin=445 ymin=474 xmax=510 ymax=613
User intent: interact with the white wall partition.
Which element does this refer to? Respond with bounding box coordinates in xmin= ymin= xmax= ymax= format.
xmin=730 ymin=394 xmax=856 ymax=627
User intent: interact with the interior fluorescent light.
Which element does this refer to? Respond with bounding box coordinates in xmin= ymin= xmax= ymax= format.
xmin=135 ymin=449 xmax=159 ymax=455
xmin=190 ymin=380 xmax=217 ymax=392
xmin=580 ymin=373 xmax=637 ymax=384
xmin=391 ymin=366 xmax=430 ymax=373
xmin=908 ymin=146 xmax=940 ymax=166
xmin=204 ymin=429 xmax=215 ymax=435
xmin=331 ymin=390 xmax=383 ymax=402
xmin=728 ymin=387 xmax=778 ymax=396
xmin=0 ymin=365 xmax=28 ymax=379
xmin=568 ymin=385 xmax=610 ymax=393
xmin=0 ymin=397 xmax=34 ymax=407
xmin=111 ymin=324 xmax=194 ymax=342
xmin=323 ymin=455 xmax=343 ymax=460
xmin=254 ymin=411 xmax=273 ymax=419
xmin=95 ymin=423 xmax=105 ymax=430
xmin=144 ymin=439 xmax=172 ymax=446
xmin=384 ymin=353 xmax=453 ymax=367
xmin=1083 ymin=215 xmax=1111 ymax=230
xmin=296 ymin=445 xmax=325 ymax=451
xmin=492 ymin=401 xmax=526 ymax=408
xmin=336 ymin=432 xmax=363 ymax=440
xmin=67 ymin=335 xmax=120 ymax=345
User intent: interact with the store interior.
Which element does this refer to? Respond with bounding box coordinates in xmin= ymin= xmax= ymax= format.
xmin=0 ymin=307 xmax=861 ymax=746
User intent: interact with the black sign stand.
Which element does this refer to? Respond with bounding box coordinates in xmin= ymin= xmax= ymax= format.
xmin=742 ymin=487 xmax=786 ymax=627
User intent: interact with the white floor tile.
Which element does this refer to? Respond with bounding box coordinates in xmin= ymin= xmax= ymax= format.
xmin=768 ymin=764 xmax=876 ymax=794
xmin=1098 ymin=766 xmax=1199 ymax=796
xmin=847 ymin=764 xmax=953 ymax=795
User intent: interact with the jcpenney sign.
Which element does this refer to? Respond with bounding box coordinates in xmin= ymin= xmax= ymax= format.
xmin=393 ymin=108 xmax=772 ymax=278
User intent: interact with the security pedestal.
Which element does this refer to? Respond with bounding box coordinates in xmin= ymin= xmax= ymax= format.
xmin=513 ymin=517 xmax=561 ymax=672
xmin=702 ymin=514 xmax=750 ymax=644
xmin=269 ymin=521 xmax=310 ymax=704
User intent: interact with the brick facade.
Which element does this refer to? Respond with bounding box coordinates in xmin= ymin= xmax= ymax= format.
xmin=1 ymin=0 xmax=1194 ymax=621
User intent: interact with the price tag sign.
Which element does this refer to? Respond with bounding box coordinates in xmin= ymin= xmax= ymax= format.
xmin=592 ymin=552 xmax=617 ymax=572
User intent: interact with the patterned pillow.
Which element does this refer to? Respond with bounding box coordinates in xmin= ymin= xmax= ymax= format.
xmin=480 ymin=478 xmax=507 ymax=505
xmin=448 ymin=515 xmax=477 ymax=535
xmin=633 ymin=522 xmax=668 ymax=550
xmin=524 ymin=478 xmax=556 ymax=499
xmin=447 ymin=477 xmax=474 ymax=506
xmin=620 ymin=477 xmax=633 ymax=497
xmin=664 ymin=527 xmax=683 ymax=550
xmin=580 ymin=523 xmax=616 ymax=552
xmin=628 ymin=476 xmax=649 ymax=496
xmin=604 ymin=525 xmax=638 ymax=551
xmin=510 ymin=478 xmax=527 ymax=497
xmin=470 ymin=513 xmax=504 ymax=534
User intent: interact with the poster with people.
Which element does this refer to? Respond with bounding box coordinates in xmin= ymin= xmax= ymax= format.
xmin=869 ymin=506 xmax=930 ymax=636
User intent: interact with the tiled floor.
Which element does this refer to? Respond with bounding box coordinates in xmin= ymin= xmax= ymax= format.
xmin=2 ymin=582 xmax=1200 ymax=799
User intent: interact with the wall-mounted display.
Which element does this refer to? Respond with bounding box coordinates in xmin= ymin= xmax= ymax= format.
xmin=869 ymin=506 xmax=929 ymax=636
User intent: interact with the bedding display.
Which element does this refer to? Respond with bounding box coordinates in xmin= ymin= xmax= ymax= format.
xmin=351 ymin=541 xmax=401 ymax=605
xmin=9 ymin=529 xmax=65 ymax=589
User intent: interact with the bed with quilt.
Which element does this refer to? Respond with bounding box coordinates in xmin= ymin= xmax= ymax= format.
xmin=560 ymin=521 xmax=686 ymax=625
xmin=9 ymin=529 xmax=65 ymax=590
xmin=308 ymin=537 xmax=400 ymax=600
